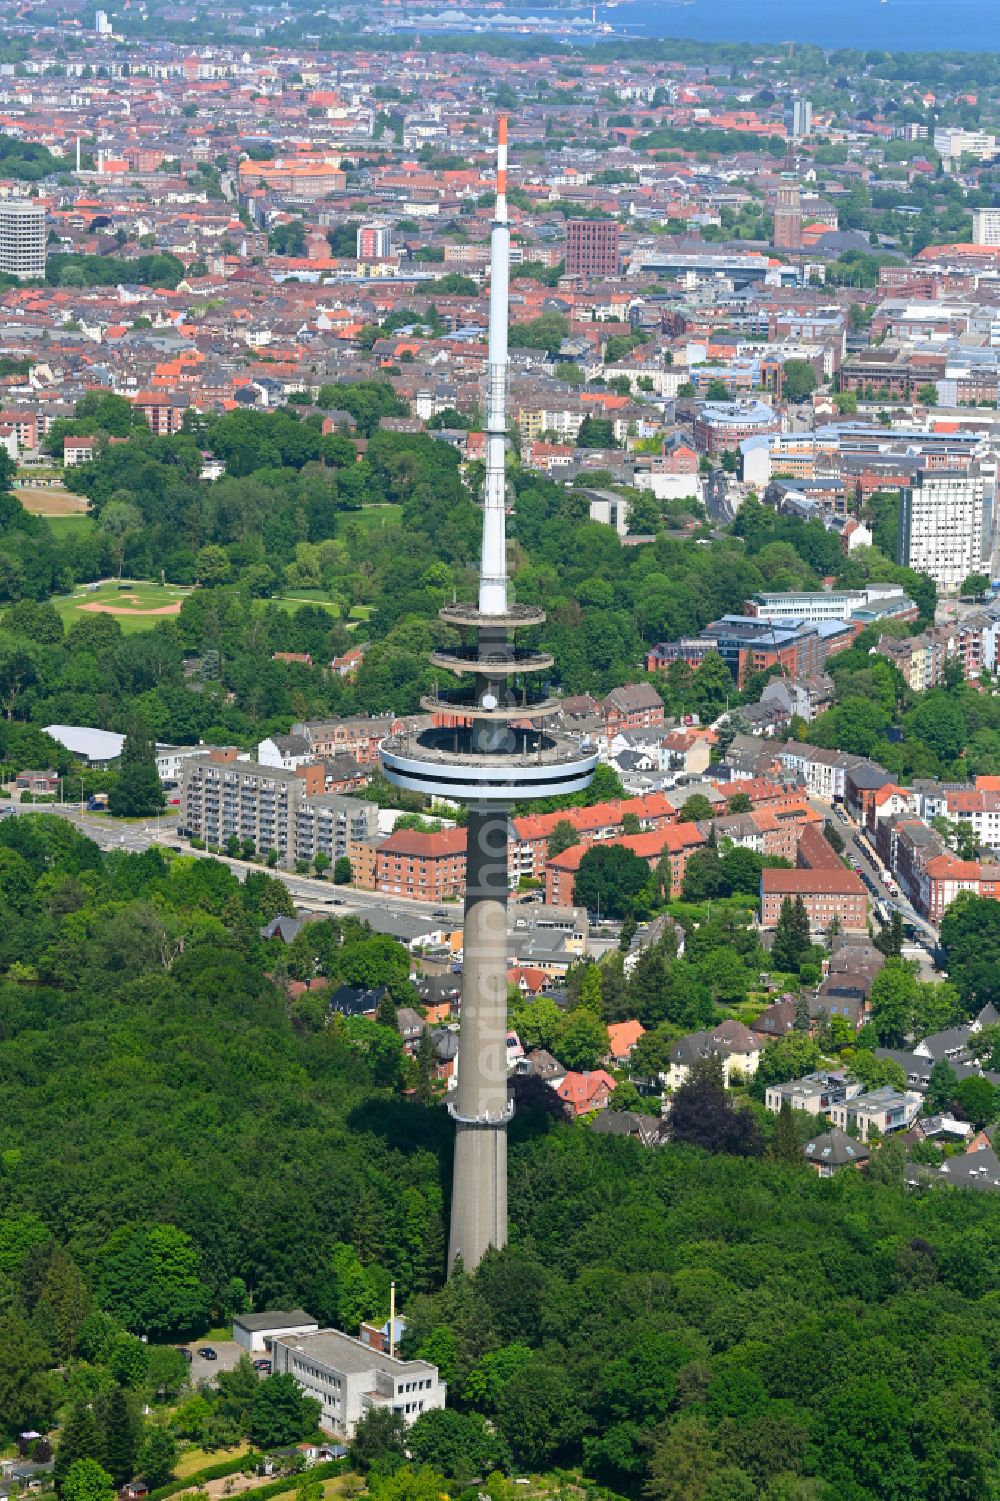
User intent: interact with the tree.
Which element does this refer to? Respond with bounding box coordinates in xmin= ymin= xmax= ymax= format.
xmin=771 ymin=897 xmax=811 ymax=972
xmin=554 ymin=1008 xmax=609 ymax=1071
xmin=941 ymin=892 xmax=1000 ymax=1006
xmin=962 ymin=573 xmax=990 ymax=599
xmin=333 ymin=856 xmax=353 ymax=884
xmin=55 ymin=1405 xmax=103 ymax=1494
xmin=195 ymin=544 xmax=232 ymax=587
xmin=406 ymin=1409 xmax=509 ymax=1482
xmin=135 ymin=1428 xmax=177 ymax=1488
xmin=250 ymin=1374 xmax=321 ymax=1448
xmin=727 ymin=793 xmax=752 ymax=815
xmin=99 ymin=501 xmax=142 ymax=579
xmin=848 ymin=1050 xmax=907 ymax=1092
xmin=772 ymin=1098 xmax=802 ymax=1166
xmin=678 ymin=794 xmax=714 ymax=823
xmin=576 ymin=416 xmax=619 ymax=449
xmin=574 ymin=843 xmax=652 ymax=919
xmin=348 ymin=1409 xmax=406 ymax=1475
xmin=752 ymin=1033 xmax=821 ymax=1095
xmin=102 ymin=1387 xmax=140 ymax=1486
xmin=867 ymin=1135 xmax=906 ymax=1187
xmin=954 ymin=1075 xmax=998 ymax=1129
xmin=646 ymin=1412 xmax=722 ymax=1501
xmin=925 ymin=1060 xmax=959 ymax=1115
xmin=495 ymin=1360 xmax=583 ymax=1470
xmin=874 ymin=909 xmax=903 ymax=959
xmin=109 ymin=726 xmax=165 ymax=819
xmin=670 ymin=1055 xmax=762 ymax=1157
xmin=781 ymin=359 xmax=819 ymax=403
xmin=905 ymin=692 xmax=967 ymax=764
xmin=546 ymin=818 xmax=579 ymax=860
xmin=62 ymin=1461 xmax=115 ymax=1501
xmin=917 ymin=382 xmax=938 ymax=406
xmin=868 ymin=960 xmax=920 ymax=1047
xmin=97 ymin=1223 xmax=211 ymax=1338
xmin=313 ymin=850 xmax=330 ymax=878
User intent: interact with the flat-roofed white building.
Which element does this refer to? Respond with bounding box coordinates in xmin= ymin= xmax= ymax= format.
xmin=233 ymin=1309 xmax=319 ymax=1354
xmin=271 ymin=1327 xmax=446 ymax=1437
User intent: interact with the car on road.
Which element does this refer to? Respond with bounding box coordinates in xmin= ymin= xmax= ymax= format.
xmin=253 ymin=1358 xmax=272 ymax=1373
xmin=197 ymin=1346 xmax=217 ymax=1360
xmin=434 ymin=909 xmax=448 ymax=918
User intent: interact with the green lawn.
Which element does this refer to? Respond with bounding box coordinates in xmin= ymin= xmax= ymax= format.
xmin=51 ymin=579 xmax=193 ymax=635
xmin=264 ymin=595 xmax=343 ymax=617
xmin=46 ymin=514 xmax=96 ymax=540
xmin=333 ymin=502 xmax=403 ymax=537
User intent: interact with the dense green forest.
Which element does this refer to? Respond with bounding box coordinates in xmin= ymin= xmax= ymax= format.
xmin=4 ymin=819 xmax=1000 ymax=1500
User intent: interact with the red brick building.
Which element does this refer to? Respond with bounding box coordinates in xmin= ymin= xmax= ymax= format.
xmin=375 ymin=826 xmax=468 ymax=902
xmin=545 ymin=823 xmax=706 ymax=906
xmin=565 ymin=219 xmax=620 ymax=279
xmin=760 ymin=868 xmax=868 ymax=931
xmin=511 ymin=790 xmax=678 ymax=883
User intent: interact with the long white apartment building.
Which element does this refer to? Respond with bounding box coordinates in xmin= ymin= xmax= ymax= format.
xmin=898 ymin=467 xmax=991 ymax=594
xmin=271 ymin=1327 xmax=445 ymax=1437
xmin=934 ymin=127 xmax=997 ymax=163
xmin=744 ymin=585 xmax=910 ymax=626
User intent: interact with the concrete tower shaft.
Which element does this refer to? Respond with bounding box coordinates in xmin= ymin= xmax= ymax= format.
xmin=379 ymin=118 xmax=596 ymax=1274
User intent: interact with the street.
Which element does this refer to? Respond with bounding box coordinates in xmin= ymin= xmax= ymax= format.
xmin=827 ymin=802 xmax=945 ymax=972
xmin=2 ymin=801 xmax=459 ymax=924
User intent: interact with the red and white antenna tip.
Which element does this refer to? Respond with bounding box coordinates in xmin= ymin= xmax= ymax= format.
xmin=498 ymin=115 xmax=508 ymax=146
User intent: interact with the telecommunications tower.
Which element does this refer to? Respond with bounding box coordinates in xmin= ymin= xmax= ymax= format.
xmin=380 ymin=118 xmax=596 ymax=1272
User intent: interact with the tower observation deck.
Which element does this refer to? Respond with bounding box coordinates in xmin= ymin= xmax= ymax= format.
xmin=380 ymin=117 xmax=596 ymax=1272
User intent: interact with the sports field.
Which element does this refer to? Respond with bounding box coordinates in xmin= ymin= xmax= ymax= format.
xmin=52 ymin=580 xmax=193 ymax=634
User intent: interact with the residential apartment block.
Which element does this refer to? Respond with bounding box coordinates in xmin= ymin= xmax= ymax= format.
xmin=374 ymin=826 xmax=468 ymax=901
xmin=827 ymin=1085 xmax=922 ymax=1142
xmin=898 ymin=468 xmax=989 ymax=593
xmin=0 ymin=199 xmax=46 ymax=282
xmin=564 ymin=218 xmax=620 ymax=279
xmin=179 ymin=751 xmax=377 ymax=866
xmin=760 ymin=866 xmax=867 ymax=931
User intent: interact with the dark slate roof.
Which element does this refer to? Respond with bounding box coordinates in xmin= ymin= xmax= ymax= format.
xmin=261 ymin=915 xmax=302 ymax=943
xmin=327 ymin=984 xmax=388 ymax=1017
xmin=804 ymin=1126 xmax=870 ymax=1167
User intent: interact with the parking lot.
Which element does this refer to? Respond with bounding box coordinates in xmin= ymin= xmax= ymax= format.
xmin=178 ymin=1339 xmax=248 ymax=1385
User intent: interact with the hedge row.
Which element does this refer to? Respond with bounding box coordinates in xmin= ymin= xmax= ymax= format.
xmin=149 ymin=1453 xmax=264 ymax=1501
xmin=150 ymin=1456 xmax=347 ymax=1501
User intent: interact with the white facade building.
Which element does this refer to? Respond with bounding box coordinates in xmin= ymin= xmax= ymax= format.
xmin=233 ymin=1310 xmax=319 ymax=1354
xmin=934 ymin=127 xmax=997 ymax=164
xmin=0 ymin=200 xmax=46 ymax=283
xmin=271 ymin=1327 xmax=446 ymax=1437
xmin=898 ymin=468 xmax=989 ymax=594
xmin=972 ymin=208 xmax=1000 ymax=247
xmin=791 ymin=99 xmax=813 ymax=138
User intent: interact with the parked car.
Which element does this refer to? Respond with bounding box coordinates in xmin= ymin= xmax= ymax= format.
xmin=175 ymin=1347 xmax=193 ymax=1363
xmin=197 ymin=1346 xmax=217 ymax=1360
xmin=253 ymin=1358 xmax=272 ymax=1373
